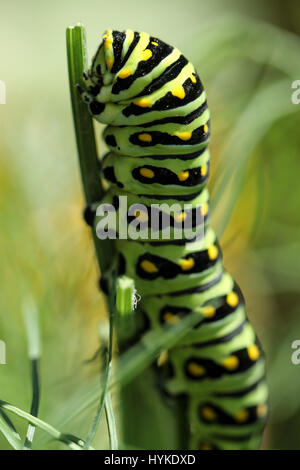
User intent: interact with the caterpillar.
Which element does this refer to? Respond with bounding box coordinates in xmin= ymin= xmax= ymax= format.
xmin=80 ymin=29 xmax=268 ymax=450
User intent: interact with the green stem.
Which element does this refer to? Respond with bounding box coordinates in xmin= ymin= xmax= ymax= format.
xmin=66 ymin=23 xmax=113 ymax=273
xmin=23 ymin=359 xmax=40 ymax=449
xmin=83 ymin=274 xmax=116 ymax=449
xmin=121 ymin=372 xmax=188 ymax=450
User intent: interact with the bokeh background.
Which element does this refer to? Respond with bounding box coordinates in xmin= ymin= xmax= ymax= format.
xmin=0 ymin=0 xmax=300 ymax=450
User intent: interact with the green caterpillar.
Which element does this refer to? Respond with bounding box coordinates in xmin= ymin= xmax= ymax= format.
xmin=80 ymin=29 xmax=268 ymax=450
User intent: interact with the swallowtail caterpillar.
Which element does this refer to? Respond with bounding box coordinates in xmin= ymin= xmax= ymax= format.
xmin=80 ymin=29 xmax=268 ymax=450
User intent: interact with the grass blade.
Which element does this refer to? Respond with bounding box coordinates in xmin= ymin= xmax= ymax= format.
xmin=0 ymin=414 xmax=22 ymax=450
xmin=105 ymin=393 xmax=118 ymax=450
xmin=0 ymin=410 xmax=22 ymax=450
xmin=0 ymin=400 xmax=93 ymax=450
xmin=114 ymin=311 xmax=203 ymax=390
xmin=22 ymin=298 xmax=41 ymax=449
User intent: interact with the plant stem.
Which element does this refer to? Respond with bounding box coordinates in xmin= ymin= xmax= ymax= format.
xmin=121 ymin=372 xmax=189 ymax=450
xmin=66 ymin=23 xmax=113 ymax=273
xmin=83 ymin=274 xmax=116 ymax=449
xmin=23 ymin=359 xmax=40 ymax=449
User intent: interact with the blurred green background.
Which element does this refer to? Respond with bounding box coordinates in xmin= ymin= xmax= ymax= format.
xmin=0 ymin=0 xmax=300 ymax=450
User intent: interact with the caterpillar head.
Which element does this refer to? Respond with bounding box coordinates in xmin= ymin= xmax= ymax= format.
xmin=88 ymin=29 xmax=125 ymax=86
xmin=79 ymin=29 xmax=129 ymax=122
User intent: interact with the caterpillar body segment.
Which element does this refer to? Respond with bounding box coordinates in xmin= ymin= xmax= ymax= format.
xmin=101 ymin=148 xmax=210 ymax=196
xmin=95 ymin=187 xmax=210 ymax=244
xmin=82 ymin=29 xmax=268 ymax=450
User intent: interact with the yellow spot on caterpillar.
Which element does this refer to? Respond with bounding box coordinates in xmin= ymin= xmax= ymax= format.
xmin=172 ymin=85 xmax=185 ymax=99
xmin=135 ymin=210 xmax=148 ymax=222
xmin=174 ymin=131 xmax=192 ymax=141
xmin=180 ymin=257 xmax=195 ymax=271
xmin=203 ymin=124 xmax=209 ymax=133
xmin=223 ymin=355 xmax=239 ymax=371
xmin=151 ymin=41 xmax=159 ymax=46
xmin=164 ymin=312 xmax=180 ymax=325
xmin=201 ymin=164 xmax=207 ymax=177
xmin=190 ymin=73 xmax=197 ymax=84
xmin=134 ymin=98 xmax=152 ymax=108
xmin=201 ymin=305 xmax=216 ymax=318
xmin=138 ymin=133 xmax=152 ymax=143
xmin=175 ymin=212 xmax=186 ymax=222
xmin=235 ymin=409 xmax=249 ymax=423
xmin=104 ymin=38 xmax=112 ymax=49
xmin=140 ymin=260 xmax=158 ymax=273
xmin=139 ymin=167 xmax=154 ymax=178
xmin=142 ymin=49 xmax=153 ymax=61
xmin=248 ymin=344 xmax=260 ymax=361
xmin=257 ymin=403 xmax=268 ymax=418
xmin=157 ymin=350 xmax=168 ymax=367
xmin=200 ymin=202 xmax=209 ymax=217
xmin=226 ymin=292 xmax=239 ymax=307
xmin=201 ymin=406 xmax=217 ymax=421
xmin=177 ymin=171 xmax=189 ymax=181
xmin=207 ymin=245 xmax=218 ymax=260
xmin=105 ymin=58 xmax=114 ymax=69
xmin=118 ymin=68 xmax=132 ymax=79
xmin=188 ymin=362 xmax=206 ymax=377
